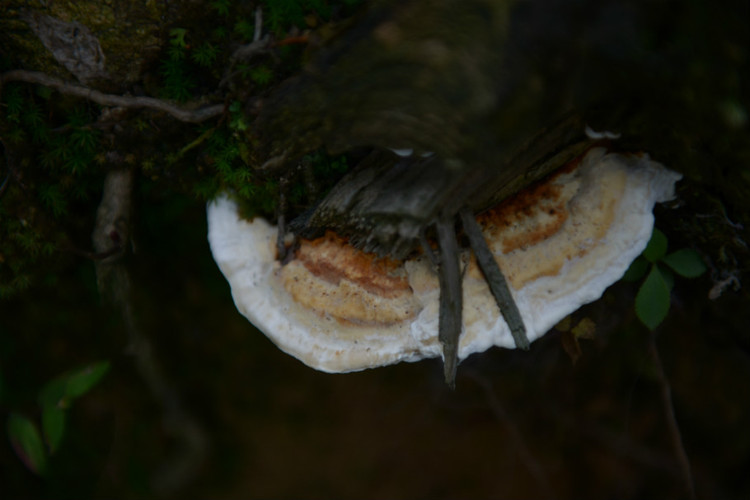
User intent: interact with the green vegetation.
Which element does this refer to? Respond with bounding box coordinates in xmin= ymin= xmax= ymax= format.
xmin=623 ymin=228 xmax=708 ymax=330
xmin=5 ymin=361 xmax=110 ymax=475
xmin=1 ymin=0 xmax=363 ymax=300
xmin=0 ymin=81 xmax=103 ymax=298
xmin=159 ymin=29 xmax=196 ymax=103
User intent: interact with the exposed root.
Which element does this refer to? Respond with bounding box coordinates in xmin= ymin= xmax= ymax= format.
xmin=93 ymin=168 xmax=208 ymax=496
xmin=1 ymin=70 xmax=223 ymax=123
xmin=648 ymin=335 xmax=697 ymax=500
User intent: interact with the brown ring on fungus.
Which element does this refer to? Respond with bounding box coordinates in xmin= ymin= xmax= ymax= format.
xmin=207 ymin=147 xmax=681 ymax=373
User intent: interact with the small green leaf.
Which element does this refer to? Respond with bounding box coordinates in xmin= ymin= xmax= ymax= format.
xmin=64 ymin=361 xmax=110 ymax=399
xmin=38 ymin=377 xmax=68 ymax=408
xmin=210 ymin=0 xmax=231 ymax=16
xmin=658 ymin=264 xmax=675 ymax=292
xmin=622 ymin=256 xmax=648 ymax=282
xmin=169 ymin=28 xmax=188 ymax=48
xmin=42 ymin=405 xmax=66 ymax=454
xmin=663 ymin=248 xmax=707 ymax=278
xmin=643 ymin=228 xmax=668 ymax=263
xmin=7 ymin=413 xmax=47 ymax=475
xmin=231 ymin=117 xmax=248 ymax=131
xmin=635 ymin=265 xmax=671 ymax=330
xmin=38 ymin=361 xmax=110 ymax=407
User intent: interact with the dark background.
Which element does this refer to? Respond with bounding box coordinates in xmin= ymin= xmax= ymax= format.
xmin=2 ymin=199 xmax=749 ymax=499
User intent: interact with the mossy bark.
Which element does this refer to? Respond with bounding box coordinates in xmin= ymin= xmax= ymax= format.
xmin=1 ymin=0 xmax=169 ymax=89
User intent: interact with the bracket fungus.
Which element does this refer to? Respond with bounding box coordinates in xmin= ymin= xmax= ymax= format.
xmin=208 ymin=147 xmax=681 ymax=377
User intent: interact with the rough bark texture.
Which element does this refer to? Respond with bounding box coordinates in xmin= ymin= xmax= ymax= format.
xmin=251 ymin=0 xmax=749 ymax=268
xmin=1 ymin=0 xmax=167 ymax=89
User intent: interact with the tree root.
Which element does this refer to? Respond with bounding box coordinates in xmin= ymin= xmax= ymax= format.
xmin=648 ymin=335 xmax=697 ymax=499
xmin=1 ymin=70 xmax=223 ymax=123
xmin=93 ymin=168 xmax=208 ymax=496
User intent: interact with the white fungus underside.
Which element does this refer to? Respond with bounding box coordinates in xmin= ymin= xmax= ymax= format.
xmin=208 ymin=148 xmax=681 ymax=372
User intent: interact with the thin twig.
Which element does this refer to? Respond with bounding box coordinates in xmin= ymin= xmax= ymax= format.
xmin=253 ymin=5 xmax=263 ymax=43
xmin=175 ymin=126 xmax=216 ymax=161
xmin=459 ymin=207 xmax=529 ymax=349
xmin=229 ymin=38 xmax=271 ymax=64
xmin=419 ymin=229 xmax=439 ymax=268
xmin=648 ymin=335 xmax=697 ymax=499
xmin=276 ymin=176 xmax=289 ymax=261
xmin=273 ymin=35 xmax=310 ymax=47
xmin=436 ymin=215 xmax=462 ymax=388
xmin=465 ymin=370 xmax=554 ymax=499
xmin=64 ymin=243 xmax=123 ymax=261
xmin=1 ymin=70 xmax=224 ymax=123
xmin=229 ymin=8 xmax=269 ymax=64
xmin=0 ymin=170 xmax=8 ymax=198
xmin=92 ymin=168 xmax=207 ymax=494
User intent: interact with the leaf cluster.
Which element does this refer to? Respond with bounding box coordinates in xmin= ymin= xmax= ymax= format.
xmin=623 ymin=228 xmax=708 ymax=330
xmin=5 ymin=361 xmax=110 ymax=475
xmin=160 ymin=29 xmax=197 ymax=102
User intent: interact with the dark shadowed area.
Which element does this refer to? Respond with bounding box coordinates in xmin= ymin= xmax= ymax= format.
xmin=2 ymin=199 xmax=749 ymax=499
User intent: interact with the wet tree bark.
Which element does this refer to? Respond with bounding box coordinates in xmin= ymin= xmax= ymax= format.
xmin=250 ymin=0 xmax=748 ymax=257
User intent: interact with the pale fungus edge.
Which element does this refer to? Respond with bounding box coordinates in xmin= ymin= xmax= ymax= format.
xmin=207 ymin=148 xmax=682 ymax=373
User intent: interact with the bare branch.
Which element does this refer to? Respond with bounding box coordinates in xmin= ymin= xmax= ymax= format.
xmin=229 ymin=38 xmax=271 ymax=64
xmin=0 ymin=171 xmax=8 ymax=199
xmin=63 ymin=243 xmax=123 ymax=261
xmin=1 ymin=70 xmax=224 ymax=123
xmin=436 ymin=215 xmax=462 ymax=388
xmin=254 ymin=5 xmax=263 ymax=43
xmin=92 ymin=168 xmax=208 ymax=494
xmin=459 ymin=207 xmax=529 ymax=349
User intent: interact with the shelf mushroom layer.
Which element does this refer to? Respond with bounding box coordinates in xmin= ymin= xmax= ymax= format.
xmin=208 ymin=147 xmax=681 ymax=372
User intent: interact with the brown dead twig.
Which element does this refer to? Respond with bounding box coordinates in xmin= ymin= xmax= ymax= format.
xmin=464 ymin=370 xmax=555 ymax=499
xmin=0 ymin=70 xmax=224 ymax=123
xmin=648 ymin=335 xmax=697 ymax=500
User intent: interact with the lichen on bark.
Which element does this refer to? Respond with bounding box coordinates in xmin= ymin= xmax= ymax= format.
xmin=1 ymin=0 xmax=166 ymax=88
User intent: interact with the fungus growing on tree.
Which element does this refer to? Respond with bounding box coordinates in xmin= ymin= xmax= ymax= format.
xmin=208 ymin=147 xmax=680 ymax=377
